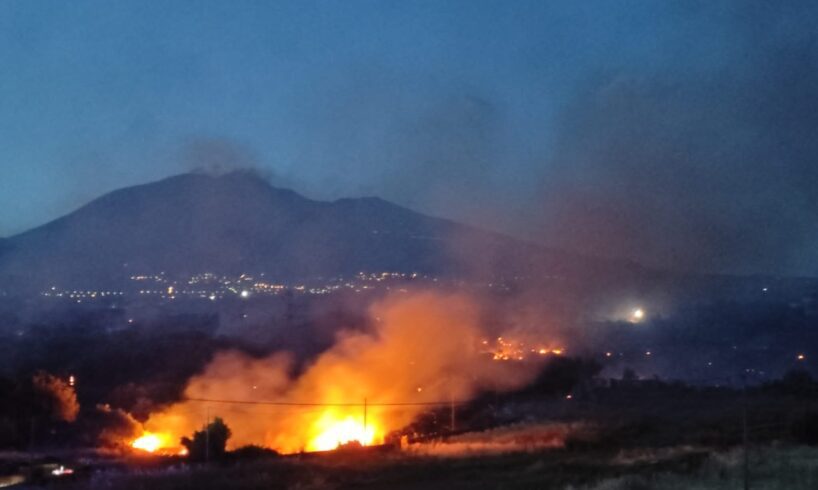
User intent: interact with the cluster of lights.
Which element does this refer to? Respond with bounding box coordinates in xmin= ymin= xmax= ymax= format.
xmin=41 ymin=271 xmax=450 ymax=302
xmin=42 ymin=287 xmax=124 ymax=300
xmin=130 ymin=274 xmax=167 ymax=282
xmin=357 ymin=271 xmax=420 ymax=282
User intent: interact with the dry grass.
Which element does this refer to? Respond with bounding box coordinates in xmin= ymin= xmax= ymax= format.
xmin=54 ymin=444 xmax=818 ymax=490
xmin=578 ymin=446 xmax=818 ymax=490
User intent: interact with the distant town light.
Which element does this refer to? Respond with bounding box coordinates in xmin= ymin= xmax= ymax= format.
xmin=631 ymin=308 xmax=645 ymax=322
xmin=797 ymin=354 xmax=806 ymax=361
xmin=240 ymin=290 xmax=250 ymax=299
xmin=51 ymin=466 xmax=74 ymax=476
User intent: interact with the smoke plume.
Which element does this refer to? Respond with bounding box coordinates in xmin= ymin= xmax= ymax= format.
xmin=142 ymin=291 xmax=539 ymax=453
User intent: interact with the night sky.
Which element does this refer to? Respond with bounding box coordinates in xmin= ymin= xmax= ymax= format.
xmin=2 ymin=1 xmax=817 ymax=275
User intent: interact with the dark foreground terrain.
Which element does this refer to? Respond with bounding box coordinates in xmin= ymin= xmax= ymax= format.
xmin=17 ymin=443 xmax=815 ymax=490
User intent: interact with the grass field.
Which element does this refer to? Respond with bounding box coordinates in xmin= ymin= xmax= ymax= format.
xmin=51 ymin=444 xmax=818 ymax=490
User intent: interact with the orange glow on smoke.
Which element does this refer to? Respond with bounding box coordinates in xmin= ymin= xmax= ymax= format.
xmin=140 ymin=292 xmax=541 ymax=454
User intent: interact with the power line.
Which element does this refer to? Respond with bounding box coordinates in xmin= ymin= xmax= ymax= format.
xmin=184 ymin=397 xmax=471 ymax=408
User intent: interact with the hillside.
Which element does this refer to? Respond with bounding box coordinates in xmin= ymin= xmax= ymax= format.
xmin=0 ymin=171 xmax=620 ymax=291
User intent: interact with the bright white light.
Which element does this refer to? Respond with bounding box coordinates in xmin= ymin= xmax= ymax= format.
xmin=630 ymin=308 xmax=645 ymax=322
xmin=240 ymin=290 xmax=250 ymax=299
xmin=51 ymin=466 xmax=73 ymax=476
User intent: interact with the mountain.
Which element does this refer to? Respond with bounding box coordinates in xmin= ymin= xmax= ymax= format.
xmin=0 ymin=171 xmax=644 ymax=292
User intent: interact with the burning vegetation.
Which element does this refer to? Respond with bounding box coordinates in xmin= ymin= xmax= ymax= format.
xmin=131 ymin=292 xmax=544 ymax=454
xmin=482 ymin=336 xmax=565 ymax=361
xmin=131 ymin=432 xmax=171 ymax=453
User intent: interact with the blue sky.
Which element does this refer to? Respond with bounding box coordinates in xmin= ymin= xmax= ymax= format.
xmin=2 ymin=1 xmax=817 ymax=274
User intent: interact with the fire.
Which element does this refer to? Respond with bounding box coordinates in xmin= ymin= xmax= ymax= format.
xmin=131 ymin=431 xmax=174 ymax=453
xmin=307 ymin=410 xmax=379 ymax=451
xmin=484 ymin=336 xmax=565 ymax=361
xmin=139 ymin=292 xmax=541 ymax=454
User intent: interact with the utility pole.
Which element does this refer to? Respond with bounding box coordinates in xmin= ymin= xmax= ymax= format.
xmin=29 ymin=417 xmax=35 ymax=465
xmin=450 ymin=393 xmax=456 ymax=433
xmin=742 ymin=375 xmax=750 ymax=490
xmin=205 ymin=406 xmax=211 ymax=463
xmin=363 ymin=398 xmax=368 ymax=445
xmin=447 ymin=376 xmax=456 ymax=434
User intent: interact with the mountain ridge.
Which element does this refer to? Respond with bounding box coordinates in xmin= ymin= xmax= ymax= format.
xmin=0 ymin=171 xmax=622 ymax=291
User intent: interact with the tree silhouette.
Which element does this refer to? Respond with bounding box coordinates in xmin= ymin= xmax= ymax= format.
xmin=181 ymin=417 xmax=232 ymax=461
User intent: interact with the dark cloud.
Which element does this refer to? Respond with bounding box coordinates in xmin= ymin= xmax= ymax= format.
xmin=534 ymin=1 xmax=818 ymax=275
xmin=376 ymin=93 xmax=506 ymax=222
xmin=274 ymin=1 xmax=818 ymax=276
xmin=278 ymin=64 xmax=515 ymax=223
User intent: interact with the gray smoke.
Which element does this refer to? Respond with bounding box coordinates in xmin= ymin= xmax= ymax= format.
xmin=535 ymin=1 xmax=818 ymax=274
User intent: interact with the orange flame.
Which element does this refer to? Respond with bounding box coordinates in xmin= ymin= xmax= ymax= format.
xmin=307 ymin=410 xmax=379 ymax=451
xmin=131 ymin=432 xmax=168 ymax=453
xmin=131 ymin=431 xmax=185 ymax=455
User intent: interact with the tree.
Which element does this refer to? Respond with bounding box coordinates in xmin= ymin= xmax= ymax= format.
xmin=792 ymin=411 xmax=818 ymax=445
xmin=622 ymin=367 xmax=639 ymax=383
xmin=181 ymin=417 xmax=231 ymax=461
xmin=779 ymin=369 xmax=817 ymax=396
xmin=0 ymin=376 xmax=19 ymax=447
